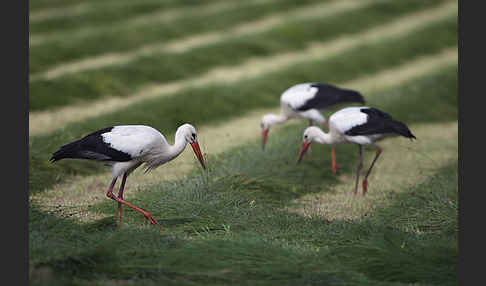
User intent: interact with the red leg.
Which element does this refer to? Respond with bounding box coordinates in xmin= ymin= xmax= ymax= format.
xmin=331 ymin=145 xmax=339 ymax=175
xmin=354 ymin=145 xmax=363 ymax=196
xmin=105 ymin=177 xmax=160 ymax=226
xmin=117 ymin=173 xmax=127 ymax=228
xmin=362 ymin=145 xmax=382 ymax=195
xmin=306 ymin=120 xmax=314 ymax=160
xmin=106 ymin=177 xmax=117 ymax=198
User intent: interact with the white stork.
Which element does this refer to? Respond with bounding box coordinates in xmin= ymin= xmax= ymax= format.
xmin=260 ymin=82 xmax=365 ymax=174
xmin=297 ymin=107 xmax=416 ymax=195
xmin=50 ymin=123 xmax=206 ymax=227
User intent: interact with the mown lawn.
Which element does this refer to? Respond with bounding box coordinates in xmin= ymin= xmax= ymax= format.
xmin=30 ymin=0 xmax=226 ymax=32
xmin=29 ymin=1 xmax=458 ymax=285
xmin=29 ymin=15 xmax=457 ymax=193
xmin=29 ymin=0 xmax=450 ymax=111
xmin=29 ymin=66 xmax=457 ymax=285
xmin=29 ymin=132 xmax=457 ymax=286
xmin=30 ymin=0 xmax=329 ymax=74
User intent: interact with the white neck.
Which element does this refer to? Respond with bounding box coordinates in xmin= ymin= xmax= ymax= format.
xmin=145 ymin=126 xmax=189 ymax=172
xmin=313 ymin=128 xmax=338 ymax=145
xmin=265 ymin=113 xmax=290 ymax=127
xmin=166 ymin=127 xmax=189 ymax=160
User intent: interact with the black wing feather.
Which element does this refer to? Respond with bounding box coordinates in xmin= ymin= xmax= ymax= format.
xmin=345 ymin=108 xmax=416 ymax=139
xmin=296 ymin=83 xmax=365 ymax=111
xmin=50 ymin=127 xmax=133 ymax=163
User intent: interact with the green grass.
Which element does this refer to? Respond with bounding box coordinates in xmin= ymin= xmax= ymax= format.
xmin=28 ymin=17 xmax=457 ymax=194
xmin=29 ymin=0 xmax=329 ymax=74
xmin=29 ymin=129 xmax=458 ymax=286
xmin=30 ymin=105 xmax=458 ymax=280
xmin=30 ymin=0 xmax=276 ymax=37
xmin=29 ymin=0 xmax=451 ymax=111
xmin=29 ymin=0 xmax=212 ymax=24
xmin=29 ymin=0 xmax=167 ymax=10
xmin=29 ymin=1 xmax=458 ymax=284
xmin=329 ymin=164 xmax=458 ymax=285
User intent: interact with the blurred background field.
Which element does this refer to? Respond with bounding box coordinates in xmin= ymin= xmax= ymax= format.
xmin=29 ymin=1 xmax=458 ymax=285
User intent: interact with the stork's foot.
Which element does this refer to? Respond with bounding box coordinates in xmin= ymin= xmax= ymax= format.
xmin=141 ymin=212 xmax=160 ymax=226
xmin=106 ymin=192 xmax=160 ymax=227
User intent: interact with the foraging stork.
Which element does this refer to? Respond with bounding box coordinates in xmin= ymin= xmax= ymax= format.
xmin=297 ymin=107 xmax=416 ymax=195
xmin=50 ymin=124 xmax=206 ymax=227
xmin=260 ymin=82 xmax=365 ymax=174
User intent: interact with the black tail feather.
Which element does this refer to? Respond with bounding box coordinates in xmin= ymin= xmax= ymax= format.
xmin=390 ymin=120 xmax=416 ymax=139
xmin=49 ymin=139 xmax=84 ymax=163
xmin=297 ymin=84 xmax=366 ymax=111
xmin=49 ymin=126 xmax=130 ymax=163
xmin=341 ymin=90 xmax=365 ymax=105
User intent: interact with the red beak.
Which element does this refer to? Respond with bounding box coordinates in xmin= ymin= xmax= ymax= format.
xmin=190 ymin=141 xmax=206 ymax=169
xmin=262 ymin=129 xmax=269 ymax=150
xmin=297 ymin=142 xmax=311 ymax=164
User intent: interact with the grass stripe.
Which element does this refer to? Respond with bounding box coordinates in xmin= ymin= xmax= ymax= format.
xmin=29 ymin=0 xmax=332 ymax=75
xmin=28 ymin=38 xmax=457 ymax=197
xmin=28 ymin=31 xmax=458 ymax=193
xmin=30 ymin=0 xmax=276 ymax=46
xmin=29 ymin=0 xmax=157 ymax=11
xmin=29 ymin=63 xmax=457 ymax=285
xmin=30 ymin=100 xmax=457 ymax=286
xmin=29 ymin=6 xmax=457 ymax=136
xmin=29 ymin=157 xmax=457 ymax=285
xmin=30 ymin=56 xmax=457 ymax=209
xmin=32 ymin=0 xmax=446 ymax=79
xmin=30 ymin=0 xmax=192 ymax=22
xmin=32 ymin=117 xmax=457 ymax=224
xmin=29 ymin=0 xmax=447 ymax=112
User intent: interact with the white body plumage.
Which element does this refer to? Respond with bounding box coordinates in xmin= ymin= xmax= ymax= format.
xmin=297 ymin=106 xmax=416 ymax=195
xmin=51 ymin=124 xmax=205 ymax=179
xmin=50 ymin=123 xmax=207 ymax=227
xmin=260 ymin=82 xmax=364 ymax=149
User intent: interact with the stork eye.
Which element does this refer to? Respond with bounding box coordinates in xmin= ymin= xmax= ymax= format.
xmin=304 ymin=135 xmax=308 ymax=139
xmin=192 ymin=133 xmax=196 ymax=139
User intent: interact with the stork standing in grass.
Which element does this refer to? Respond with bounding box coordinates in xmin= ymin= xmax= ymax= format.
xmin=260 ymin=82 xmax=365 ymax=174
xmin=50 ymin=124 xmax=206 ymax=228
xmin=297 ymin=107 xmax=416 ymax=195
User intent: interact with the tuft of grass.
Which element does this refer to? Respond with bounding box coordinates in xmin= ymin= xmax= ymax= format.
xmin=329 ymin=164 xmax=458 ymax=285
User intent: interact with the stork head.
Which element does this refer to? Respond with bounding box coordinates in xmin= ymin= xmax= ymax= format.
xmin=297 ymin=126 xmax=327 ymax=164
xmin=260 ymin=116 xmax=271 ymax=150
xmin=260 ymin=114 xmax=285 ymax=150
xmin=179 ymin=124 xmax=206 ymax=169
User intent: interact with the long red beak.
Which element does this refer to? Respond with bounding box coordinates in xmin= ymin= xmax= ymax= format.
xmin=262 ymin=129 xmax=269 ymax=150
xmin=297 ymin=142 xmax=311 ymax=164
xmin=190 ymin=141 xmax=206 ymax=169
